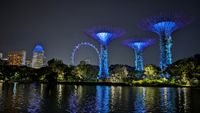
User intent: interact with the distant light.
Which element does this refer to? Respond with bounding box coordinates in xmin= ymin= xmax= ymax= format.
xmin=33 ymin=44 xmax=44 ymax=52
xmin=96 ymin=32 xmax=112 ymax=43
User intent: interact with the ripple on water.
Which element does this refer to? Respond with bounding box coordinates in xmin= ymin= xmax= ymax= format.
xmin=0 ymin=83 xmax=197 ymax=113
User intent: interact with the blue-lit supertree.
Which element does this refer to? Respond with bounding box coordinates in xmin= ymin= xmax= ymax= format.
xmin=123 ymin=38 xmax=155 ymax=78
xmin=139 ymin=12 xmax=191 ymax=74
xmin=86 ymin=25 xmax=125 ymax=79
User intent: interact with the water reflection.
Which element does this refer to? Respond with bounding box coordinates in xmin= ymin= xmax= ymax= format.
xmin=110 ymin=86 xmax=122 ymax=111
xmin=40 ymin=83 xmax=44 ymax=98
xmin=160 ymin=87 xmax=176 ymax=113
xmin=0 ymin=83 xmax=2 ymax=96
xmin=27 ymin=83 xmax=42 ymax=113
xmin=57 ymin=84 xmax=64 ymax=107
xmin=96 ymin=86 xmax=110 ymax=113
xmin=67 ymin=85 xmax=84 ymax=113
xmin=0 ymin=82 xmax=3 ymax=111
xmin=12 ymin=82 xmax=17 ymax=97
xmin=0 ymin=83 xmax=197 ymax=113
xmin=134 ymin=87 xmax=146 ymax=113
xmin=177 ymin=88 xmax=190 ymax=113
xmin=68 ymin=91 xmax=78 ymax=113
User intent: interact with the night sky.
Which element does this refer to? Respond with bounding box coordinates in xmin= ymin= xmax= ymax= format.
xmin=0 ymin=0 xmax=199 ymax=66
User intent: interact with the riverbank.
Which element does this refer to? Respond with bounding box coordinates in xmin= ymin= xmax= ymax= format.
xmin=1 ymin=80 xmax=200 ymax=88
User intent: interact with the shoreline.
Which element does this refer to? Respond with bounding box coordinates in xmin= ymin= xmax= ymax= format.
xmin=0 ymin=81 xmax=200 ymax=88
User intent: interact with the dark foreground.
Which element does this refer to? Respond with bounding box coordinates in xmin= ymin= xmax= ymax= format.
xmin=0 ymin=82 xmax=200 ymax=113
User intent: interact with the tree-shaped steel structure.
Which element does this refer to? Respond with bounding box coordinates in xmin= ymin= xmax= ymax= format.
xmin=139 ymin=12 xmax=191 ymax=75
xmin=123 ymin=38 xmax=155 ymax=78
xmin=86 ymin=25 xmax=125 ymax=79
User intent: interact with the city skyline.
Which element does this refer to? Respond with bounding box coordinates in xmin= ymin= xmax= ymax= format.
xmin=0 ymin=0 xmax=199 ymax=66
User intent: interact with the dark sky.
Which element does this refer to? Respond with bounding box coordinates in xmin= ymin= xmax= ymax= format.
xmin=0 ymin=0 xmax=199 ymax=66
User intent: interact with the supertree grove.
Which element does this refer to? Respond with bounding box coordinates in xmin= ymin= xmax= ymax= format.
xmin=139 ymin=12 xmax=191 ymax=76
xmin=123 ymin=38 xmax=155 ymax=78
xmin=86 ymin=25 xmax=125 ymax=79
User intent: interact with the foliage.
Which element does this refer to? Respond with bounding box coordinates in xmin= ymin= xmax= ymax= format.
xmin=132 ymin=78 xmax=172 ymax=86
xmin=144 ymin=64 xmax=160 ymax=79
xmin=109 ymin=66 xmax=129 ymax=82
xmin=166 ymin=54 xmax=200 ymax=80
xmin=0 ymin=54 xmax=200 ymax=87
xmin=71 ymin=63 xmax=98 ymax=81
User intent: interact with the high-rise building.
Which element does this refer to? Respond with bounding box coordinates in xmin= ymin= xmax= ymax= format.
xmin=32 ymin=44 xmax=45 ymax=69
xmin=26 ymin=58 xmax=31 ymax=67
xmin=8 ymin=50 xmax=26 ymax=66
xmin=0 ymin=53 xmax=3 ymax=60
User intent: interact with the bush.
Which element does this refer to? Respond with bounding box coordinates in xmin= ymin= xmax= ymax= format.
xmin=190 ymin=78 xmax=199 ymax=86
xmin=132 ymin=78 xmax=172 ymax=86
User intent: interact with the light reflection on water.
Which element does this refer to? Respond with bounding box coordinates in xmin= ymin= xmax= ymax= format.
xmin=0 ymin=83 xmax=199 ymax=113
xmin=96 ymin=86 xmax=110 ymax=113
xmin=134 ymin=87 xmax=146 ymax=113
xmin=27 ymin=83 xmax=42 ymax=113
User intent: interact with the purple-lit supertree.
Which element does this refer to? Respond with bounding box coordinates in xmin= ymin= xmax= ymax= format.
xmin=86 ymin=25 xmax=125 ymax=79
xmin=139 ymin=12 xmax=191 ymax=76
xmin=123 ymin=38 xmax=155 ymax=78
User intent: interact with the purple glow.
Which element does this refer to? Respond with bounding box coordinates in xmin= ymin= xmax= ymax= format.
xmin=85 ymin=25 xmax=125 ymax=78
xmin=139 ymin=12 xmax=191 ymax=35
xmin=85 ymin=25 xmax=125 ymax=45
xmin=124 ymin=38 xmax=155 ymax=51
xmin=96 ymin=32 xmax=112 ymax=43
xmin=153 ymin=21 xmax=176 ymax=35
xmin=123 ymin=38 xmax=155 ymax=73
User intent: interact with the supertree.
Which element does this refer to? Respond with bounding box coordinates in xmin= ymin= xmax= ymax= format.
xmin=139 ymin=12 xmax=191 ymax=74
xmin=86 ymin=25 xmax=125 ymax=79
xmin=123 ymin=38 xmax=155 ymax=78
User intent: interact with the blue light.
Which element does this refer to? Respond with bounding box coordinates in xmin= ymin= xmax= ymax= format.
xmin=98 ymin=45 xmax=109 ymax=78
xmin=96 ymin=32 xmax=112 ymax=44
xmin=33 ymin=44 xmax=44 ymax=52
xmin=135 ymin=50 xmax=144 ymax=72
xmin=96 ymin=86 xmax=110 ymax=113
xmin=130 ymin=42 xmax=148 ymax=51
xmin=140 ymin=13 xmax=191 ymax=78
xmin=153 ymin=21 xmax=176 ymax=36
xmin=152 ymin=21 xmax=175 ymax=77
xmin=124 ymin=40 xmax=154 ymax=77
xmin=86 ymin=26 xmax=125 ymax=79
xmin=159 ymin=32 xmax=173 ymax=72
xmin=134 ymin=87 xmax=146 ymax=113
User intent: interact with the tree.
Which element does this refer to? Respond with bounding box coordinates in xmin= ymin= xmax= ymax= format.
xmin=71 ymin=64 xmax=87 ymax=80
xmin=166 ymin=54 xmax=200 ymax=80
xmin=110 ymin=65 xmax=129 ymax=82
xmin=144 ymin=64 xmax=160 ymax=79
xmin=48 ymin=59 xmax=66 ymax=81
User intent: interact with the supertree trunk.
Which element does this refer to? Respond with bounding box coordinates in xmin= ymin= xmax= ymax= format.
xmin=134 ymin=50 xmax=144 ymax=78
xmin=160 ymin=34 xmax=172 ymax=71
xmin=135 ymin=50 xmax=144 ymax=71
xmin=98 ymin=44 xmax=109 ymax=78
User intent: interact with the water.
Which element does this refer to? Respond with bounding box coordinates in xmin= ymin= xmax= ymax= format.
xmin=0 ymin=83 xmax=199 ymax=113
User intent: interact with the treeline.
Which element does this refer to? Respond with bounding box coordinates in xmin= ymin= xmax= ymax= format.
xmin=0 ymin=54 xmax=200 ymax=86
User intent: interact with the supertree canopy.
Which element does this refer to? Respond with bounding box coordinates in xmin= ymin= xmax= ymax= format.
xmin=139 ymin=12 xmax=191 ymax=74
xmin=123 ymin=38 xmax=155 ymax=78
xmin=86 ymin=25 xmax=125 ymax=79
